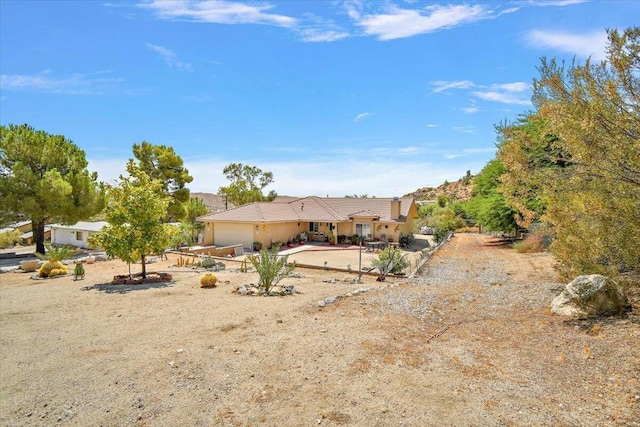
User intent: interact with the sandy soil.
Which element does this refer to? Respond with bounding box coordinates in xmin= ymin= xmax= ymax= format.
xmin=1 ymin=234 xmax=638 ymax=426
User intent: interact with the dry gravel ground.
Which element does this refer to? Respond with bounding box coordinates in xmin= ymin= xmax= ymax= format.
xmin=1 ymin=233 xmax=638 ymax=426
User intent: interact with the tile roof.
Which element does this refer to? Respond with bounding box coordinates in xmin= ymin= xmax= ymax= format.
xmin=198 ymin=196 xmax=415 ymax=224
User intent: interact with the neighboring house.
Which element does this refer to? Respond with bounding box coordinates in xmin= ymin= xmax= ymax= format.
xmin=0 ymin=221 xmax=51 ymax=245
xmin=50 ymin=221 xmax=108 ymax=249
xmin=198 ymin=196 xmax=419 ymax=251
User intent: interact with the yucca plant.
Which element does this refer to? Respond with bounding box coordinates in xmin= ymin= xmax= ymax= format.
xmin=248 ymin=248 xmax=296 ymax=294
xmin=35 ymin=243 xmax=77 ymax=262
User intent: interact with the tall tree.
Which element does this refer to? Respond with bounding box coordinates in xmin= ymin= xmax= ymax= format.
xmin=218 ymin=163 xmax=277 ymax=206
xmin=527 ymin=27 xmax=640 ymax=278
xmin=0 ymin=124 xmax=105 ymax=254
xmin=497 ymin=113 xmax=569 ymax=228
xmin=89 ymin=170 xmax=173 ymax=279
xmin=466 ymin=158 xmax=519 ymax=234
xmin=128 ymin=142 xmax=193 ymax=221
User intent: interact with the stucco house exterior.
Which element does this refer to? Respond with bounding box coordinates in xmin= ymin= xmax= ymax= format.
xmin=50 ymin=221 xmax=108 ymax=249
xmin=197 ymin=196 xmax=419 ymax=251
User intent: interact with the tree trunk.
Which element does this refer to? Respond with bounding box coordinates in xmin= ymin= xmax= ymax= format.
xmin=141 ymin=254 xmax=147 ymax=279
xmin=33 ymin=219 xmax=46 ymax=255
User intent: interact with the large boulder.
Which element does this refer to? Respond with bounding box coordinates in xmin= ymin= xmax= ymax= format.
xmin=551 ymin=274 xmax=629 ymax=318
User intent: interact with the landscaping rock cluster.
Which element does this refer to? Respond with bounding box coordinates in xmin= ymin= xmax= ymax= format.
xmin=235 ymin=283 xmax=300 ymax=296
xmin=318 ymin=286 xmax=378 ymax=307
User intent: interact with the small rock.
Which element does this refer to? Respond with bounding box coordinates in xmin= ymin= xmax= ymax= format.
xmin=317 ymin=300 xmax=326 ymax=307
xmin=325 ymin=296 xmax=336 ymax=304
xmin=176 ymin=349 xmax=184 ymax=353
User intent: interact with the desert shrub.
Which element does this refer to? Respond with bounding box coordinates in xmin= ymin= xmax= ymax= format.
xmin=38 ymin=260 xmax=66 ymax=278
xmin=200 ymin=273 xmax=218 ymax=288
xmin=0 ymin=229 xmax=22 ymax=249
xmin=201 ymin=257 xmax=225 ymax=271
xmin=434 ymin=228 xmax=451 ymax=243
xmin=248 ymin=247 xmax=296 ymax=293
xmin=513 ymin=231 xmax=548 ymax=253
xmin=455 ymin=226 xmax=478 ymax=233
xmin=372 ymin=246 xmax=409 ymax=281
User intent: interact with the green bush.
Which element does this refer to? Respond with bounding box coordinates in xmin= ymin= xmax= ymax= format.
xmin=0 ymin=229 xmax=22 ymax=249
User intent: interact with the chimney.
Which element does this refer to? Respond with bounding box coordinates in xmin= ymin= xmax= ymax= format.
xmin=391 ymin=197 xmax=401 ymax=220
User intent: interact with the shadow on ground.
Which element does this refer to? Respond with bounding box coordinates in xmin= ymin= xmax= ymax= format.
xmin=80 ymin=280 xmax=174 ymax=294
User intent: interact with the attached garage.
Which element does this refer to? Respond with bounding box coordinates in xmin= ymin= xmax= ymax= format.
xmin=214 ymin=223 xmax=254 ymax=250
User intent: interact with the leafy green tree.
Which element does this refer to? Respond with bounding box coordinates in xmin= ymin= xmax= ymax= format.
xmin=169 ymin=222 xmax=196 ymax=250
xmin=89 ymin=171 xmax=173 ymax=279
xmin=466 ymin=158 xmax=518 ymax=234
xmin=526 ymin=27 xmax=640 ymax=278
xmin=0 ymin=124 xmax=105 ymax=254
xmin=418 ymin=203 xmax=437 ymax=218
xmin=185 ymin=196 xmax=208 ymax=241
xmin=218 ymin=163 xmax=277 ymax=206
xmin=497 ymin=113 xmax=568 ymax=228
xmin=128 ymin=142 xmax=193 ymax=221
xmin=428 ymin=206 xmax=466 ymax=242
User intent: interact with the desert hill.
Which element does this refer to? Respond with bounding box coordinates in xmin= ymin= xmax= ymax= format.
xmin=190 ymin=192 xmax=235 ymax=213
xmin=404 ymin=175 xmax=474 ymax=202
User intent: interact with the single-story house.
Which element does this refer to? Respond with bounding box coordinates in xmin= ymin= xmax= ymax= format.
xmin=50 ymin=221 xmax=108 ymax=249
xmin=197 ymin=196 xmax=419 ymax=251
xmin=0 ymin=221 xmax=51 ymax=245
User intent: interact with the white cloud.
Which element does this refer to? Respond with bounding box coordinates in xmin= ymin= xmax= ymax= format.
xmin=461 ymin=106 xmax=480 ymax=114
xmin=398 ymin=146 xmax=420 ymax=154
xmin=0 ymin=70 xmax=123 ymax=94
xmin=356 ymin=4 xmax=488 ymax=40
xmin=452 ymin=126 xmax=476 ymax=134
xmin=430 ymin=80 xmax=474 ymax=94
xmin=425 ymin=123 xmax=438 ymax=128
xmin=140 ymin=0 xmax=297 ymax=27
xmin=525 ymin=29 xmax=608 ymax=61
xmin=146 ymin=43 xmax=193 ymax=71
xmin=298 ymin=28 xmax=350 ymax=42
xmin=472 ymin=90 xmax=530 ymax=105
xmin=472 ymin=81 xmax=531 ymax=105
xmin=353 ymin=112 xmax=371 ymax=123
xmin=528 ymin=0 xmax=588 ymax=6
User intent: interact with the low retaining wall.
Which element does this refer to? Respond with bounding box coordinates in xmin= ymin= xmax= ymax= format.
xmin=410 ymin=231 xmax=453 ymax=278
xmin=174 ymin=244 xmax=244 ymax=258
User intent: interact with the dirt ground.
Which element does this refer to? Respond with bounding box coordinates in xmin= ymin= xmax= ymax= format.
xmin=1 ymin=234 xmax=638 ymax=426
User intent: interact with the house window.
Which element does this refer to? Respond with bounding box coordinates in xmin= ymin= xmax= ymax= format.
xmin=75 ymin=231 xmax=83 ymax=241
xmin=309 ymin=222 xmax=319 ymax=232
xmin=355 ymin=223 xmax=371 ymax=238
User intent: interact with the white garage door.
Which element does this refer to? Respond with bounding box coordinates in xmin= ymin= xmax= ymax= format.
xmin=215 ymin=223 xmax=253 ymax=250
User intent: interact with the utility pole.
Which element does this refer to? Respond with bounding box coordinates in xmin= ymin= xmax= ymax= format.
xmin=358 ymin=237 xmax=363 ymax=283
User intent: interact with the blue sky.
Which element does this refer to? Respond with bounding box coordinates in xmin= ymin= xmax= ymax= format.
xmin=1 ymin=1 xmax=637 ymax=197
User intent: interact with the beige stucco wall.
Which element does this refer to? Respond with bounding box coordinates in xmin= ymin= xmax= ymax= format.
xmin=203 ymin=201 xmax=419 ymax=248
